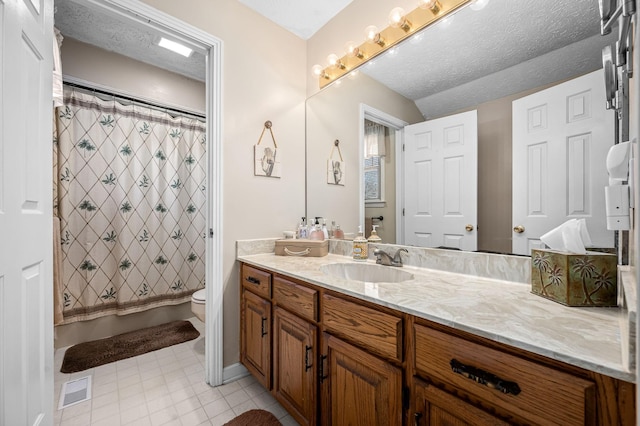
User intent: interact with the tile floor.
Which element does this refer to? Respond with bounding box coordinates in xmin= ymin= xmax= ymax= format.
xmin=54 ymin=318 xmax=299 ymax=426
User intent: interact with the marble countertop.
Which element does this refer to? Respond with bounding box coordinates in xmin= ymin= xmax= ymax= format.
xmin=237 ymin=252 xmax=635 ymax=383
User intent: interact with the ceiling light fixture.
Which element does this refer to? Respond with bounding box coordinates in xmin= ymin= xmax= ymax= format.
xmin=158 ymin=37 xmax=193 ymax=57
xmin=313 ymin=0 xmax=471 ymax=88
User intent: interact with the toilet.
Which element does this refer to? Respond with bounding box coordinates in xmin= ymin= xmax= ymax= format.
xmin=191 ymin=289 xmax=206 ymax=323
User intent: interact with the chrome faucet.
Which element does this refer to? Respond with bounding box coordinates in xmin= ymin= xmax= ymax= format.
xmin=373 ymin=248 xmax=408 ymax=267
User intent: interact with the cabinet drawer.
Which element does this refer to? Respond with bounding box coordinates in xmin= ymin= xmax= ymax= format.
xmin=414 ymin=324 xmax=595 ymax=425
xmin=242 ymin=264 xmax=271 ymax=299
xmin=273 ymin=276 xmax=318 ymax=322
xmin=323 ymin=293 xmax=402 ymax=362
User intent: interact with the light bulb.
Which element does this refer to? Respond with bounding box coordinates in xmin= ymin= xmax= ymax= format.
xmin=418 ymin=0 xmax=442 ymax=14
xmin=388 ymin=7 xmax=411 ymax=31
xmin=364 ymin=25 xmax=385 ymax=47
xmin=312 ymin=64 xmax=329 ymax=79
xmin=388 ymin=7 xmax=405 ymax=26
xmin=327 ymin=53 xmax=345 ymax=70
xmin=344 ymin=41 xmax=364 ymax=59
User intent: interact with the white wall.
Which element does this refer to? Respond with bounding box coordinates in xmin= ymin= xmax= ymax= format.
xmin=141 ymin=0 xmax=307 ymax=367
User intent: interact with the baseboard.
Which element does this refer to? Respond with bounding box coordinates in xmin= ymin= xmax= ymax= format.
xmin=222 ymin=362 xmax=250 ymax=384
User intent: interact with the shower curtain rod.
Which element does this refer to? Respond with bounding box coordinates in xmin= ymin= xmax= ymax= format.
xmin=62 ymin=79 xmax=206 ymax=121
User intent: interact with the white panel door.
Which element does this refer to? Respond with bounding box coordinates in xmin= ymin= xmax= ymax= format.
xmin=0 ymin=0 xmax=54 ymax=425
xmin=403 ymin=110 xmax=478 ymax=250
xmin=512 ymin=69 xmax=615 ymax=255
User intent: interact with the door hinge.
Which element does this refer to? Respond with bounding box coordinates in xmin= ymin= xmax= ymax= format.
xmin=402 ymin=208 xmax=405 ymax=216
xmin=402 ymin=144 xmax=405 ymax=152
xmin=209 ymin=228 xmax=214 ymax=238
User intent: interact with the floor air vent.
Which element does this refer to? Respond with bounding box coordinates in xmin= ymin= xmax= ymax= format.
xmin=58 ymin=375 xmax=92 ymax=410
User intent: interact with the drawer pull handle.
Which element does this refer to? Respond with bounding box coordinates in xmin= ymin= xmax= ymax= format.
xmin=304 ymin=345 xmax=313 ymax=371
xmin=261 ymin=317 xmax=268 ymax=337
xmin=246 ymin=276 xmax=261 ymax=285
xmin=319 ymin=354 xmax=328 ymax=383
xmin=450 ymin=359 xmax=521 ymax=396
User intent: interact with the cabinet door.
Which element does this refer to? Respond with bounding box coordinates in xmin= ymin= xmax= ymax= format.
xmin=321 ymin=333 xmax=402 ymax=426
xmin=273 ymin=307 xmax=317 ymax=426
xmin=241 ymin=289 xmax=271 ymax=389
xmin=413 ymin=377 xmax=509 ymax=426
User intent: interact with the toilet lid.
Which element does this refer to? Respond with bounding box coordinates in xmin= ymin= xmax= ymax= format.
xmin=192 ymin=289 xmax=206 ymax=302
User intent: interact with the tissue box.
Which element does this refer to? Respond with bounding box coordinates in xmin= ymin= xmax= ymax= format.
xmin=531 ymin=249 xmax=618 ymax=307
xmin=275 ymin=239 xmax=328 ymax=257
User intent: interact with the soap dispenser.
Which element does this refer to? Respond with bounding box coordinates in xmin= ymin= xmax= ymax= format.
xmin=352 ymin=226 xmax=368 ymax=261
xmin=309 ymin=217 xmax=325 ymax=241
xmin=297 ymin=217 xmax=308 ymax=239
xmin=368 ymin=225 xmax=382 ymax=244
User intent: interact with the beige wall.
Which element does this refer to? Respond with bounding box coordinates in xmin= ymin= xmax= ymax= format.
xmin=61 ymin=38 xmax=206 ymax=112
xmin=140 ymin=0 xmax=307 ymax=367
xmin=306 ymin=73 xmax=423 ymax=236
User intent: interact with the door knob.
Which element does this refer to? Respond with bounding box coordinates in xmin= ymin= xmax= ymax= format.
xmin=513 ymin=225 xmax=525 ymax=233
xmin=465 ymin=224 xmax=474 ymax=232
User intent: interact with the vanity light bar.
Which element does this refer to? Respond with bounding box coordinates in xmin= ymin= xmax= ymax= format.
xmin=316 ymin=0 xmax=471 ymax=89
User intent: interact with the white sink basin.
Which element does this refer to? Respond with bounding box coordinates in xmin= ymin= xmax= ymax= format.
xmin=320 ymin=263 xmax=414 ymax=283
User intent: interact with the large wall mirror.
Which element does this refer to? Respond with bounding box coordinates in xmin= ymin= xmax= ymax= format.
xmin=306 ymin=0 xmax=618 ymax=255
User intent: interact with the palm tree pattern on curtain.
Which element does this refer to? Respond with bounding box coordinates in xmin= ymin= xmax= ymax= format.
xmin=55 ymin=89 xmax=206 ymax=323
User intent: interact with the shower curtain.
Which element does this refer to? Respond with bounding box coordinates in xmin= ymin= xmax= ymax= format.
xmin=54 ymin=88 xmax=206 ymax=323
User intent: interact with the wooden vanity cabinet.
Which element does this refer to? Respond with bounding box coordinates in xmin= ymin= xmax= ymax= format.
xmin=410 ymin=320 xmax=631 ymax=425
xmin=239 ymin=262 xmax=636 ymax=426
xmin=320 ymin=292 xmax=404 ymax=426
xmin=272 ymin=275 xmax=320 ymax=425
xmin=413 ymin=376 xmax=510 ymax=426
xmin=240 ymin=286 xmax=271 ymax=389
xmin=321 ymin=332 xmax=403 ymax=426
xmin=241 ymin=269 xmax=321 ymax=426
xmin=273 ymin=306 xmax=317 ymax=426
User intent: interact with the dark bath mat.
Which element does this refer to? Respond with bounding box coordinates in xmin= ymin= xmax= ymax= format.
xmin=223 ymin=409 xmax=282 ymax=426
xmin=60 ymin=320 xmax=200 ymax=373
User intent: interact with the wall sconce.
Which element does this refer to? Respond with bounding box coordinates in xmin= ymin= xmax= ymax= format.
xmin=313 ymin=0 xmax=471 ymax=88
xmin=388 ymin=7 xmax=412 ymax=32
xmin=364 ymin=25 xmax=386 ymax=47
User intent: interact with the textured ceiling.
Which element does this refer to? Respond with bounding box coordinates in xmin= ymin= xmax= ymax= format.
xmin=238 ymin=0 xmax=354 ymax=40
xmin=360 ymin=0 xmax=614 ymax=118
xmin=54 ymin=0 xmax=612 ymax=118
xmin=54 ymin=0 xmax=206 ymax=82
